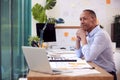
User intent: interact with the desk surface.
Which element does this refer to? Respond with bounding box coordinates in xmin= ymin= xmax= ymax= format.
xmin=27 ymin=62 xmax=113 ymax=80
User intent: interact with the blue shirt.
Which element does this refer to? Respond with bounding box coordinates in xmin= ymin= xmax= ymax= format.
xmin=75 ymin=25 xmax=116 ymax=72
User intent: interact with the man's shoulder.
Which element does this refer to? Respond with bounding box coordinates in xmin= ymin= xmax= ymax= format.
xmin=95 ymin=29 xmax=105 ymax=35
xmin=95 ymin=29 xmax=109 ymax=37
xmin=94 ymin=29 xmax=110 ymax=40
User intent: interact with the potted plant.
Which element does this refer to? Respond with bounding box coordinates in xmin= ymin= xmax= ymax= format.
xmin=31 ymin=0 xmax=57 ymax=23
xmin=31 ymin=0 xmax=57 ymax=47
xmin=28 ymin=36 xmax=40 ymax=47
xmin=111 ymin=14 xmax=120 ymax=47
xmin=113 ymin=14 xmax=120 ymax=23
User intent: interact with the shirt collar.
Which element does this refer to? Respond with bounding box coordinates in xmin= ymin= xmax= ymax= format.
xmin=88 ymin=25 xmax=101 ymax=37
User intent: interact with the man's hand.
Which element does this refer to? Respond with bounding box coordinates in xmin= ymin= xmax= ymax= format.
xmin=76 ymin=27 xmax=87 ymax=46
xmin=76 ymin=27 xmax=86 ymax=40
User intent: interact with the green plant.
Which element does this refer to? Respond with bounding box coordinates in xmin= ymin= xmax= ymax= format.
xmin=114 ymin=15 xmax=120 ymax=23
xmin=28 ymin=36 xmax=40 ymax=46
xmin=32 ymin=0 xmax=56 ymax=23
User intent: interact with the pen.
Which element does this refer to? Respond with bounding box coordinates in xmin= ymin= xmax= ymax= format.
xmin=81 ymin=67 xmax=95 ymax=69
xmin=73 ymin=67 xmax=95 ymax=70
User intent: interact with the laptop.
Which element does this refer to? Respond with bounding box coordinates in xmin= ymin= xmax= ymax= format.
xmin=22 ymin=46 xmax=71 ymax=74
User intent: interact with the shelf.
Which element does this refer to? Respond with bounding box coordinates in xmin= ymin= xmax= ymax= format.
xmin=55 ymin=26 xmax=80 ymax=29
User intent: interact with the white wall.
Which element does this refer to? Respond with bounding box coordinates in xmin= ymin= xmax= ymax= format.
xmin=32 ymin=0 xmax=120 ymax=35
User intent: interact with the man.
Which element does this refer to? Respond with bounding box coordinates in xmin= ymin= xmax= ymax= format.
xmin=75 ymin=9 xmax=117 ymax=80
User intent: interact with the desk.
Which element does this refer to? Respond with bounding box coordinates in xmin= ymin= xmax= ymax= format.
xmin=27 ymin=62 xmax=113 ymax=80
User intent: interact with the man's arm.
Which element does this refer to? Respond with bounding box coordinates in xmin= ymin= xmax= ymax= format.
xmin=76 ymin=27 xmax=107 ymax=61
xmin=75 ymin=28 xmax=86 ymax=58
xmin=75 ymin=37 xmax=81 ymax=49
xmin=76 ymin=27 xmax=87 ymax=47
xmin=82 ymin=32 xmax=107 ymax=61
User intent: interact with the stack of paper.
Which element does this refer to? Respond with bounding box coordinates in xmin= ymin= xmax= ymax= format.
xmin=50 ymin=60 xmax=100 ymax=76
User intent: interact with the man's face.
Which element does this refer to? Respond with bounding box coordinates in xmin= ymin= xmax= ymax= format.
xmin=80 ymin=11 xmax=95 ymax=32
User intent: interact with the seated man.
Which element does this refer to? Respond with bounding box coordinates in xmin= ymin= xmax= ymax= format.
xmin=75 ymin=9 xmax=117 ymax=80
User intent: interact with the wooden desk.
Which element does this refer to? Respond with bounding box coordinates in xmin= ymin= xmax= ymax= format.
xmin=27 ymin=62 xmax=113 ymax=80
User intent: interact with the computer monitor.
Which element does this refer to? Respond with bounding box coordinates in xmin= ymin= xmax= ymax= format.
xmin=36 ymin=23 xmax=56 ymax=42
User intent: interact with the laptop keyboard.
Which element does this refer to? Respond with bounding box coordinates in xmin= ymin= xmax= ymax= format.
xmin=48 ymin=55 xmax=77 ymax=62
xmin=49 ymin=59 xmax=77 ymax=62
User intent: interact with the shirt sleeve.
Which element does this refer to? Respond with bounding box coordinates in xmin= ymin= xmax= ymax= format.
xmin=75 ymin=47 xmax=84 ymax=58
xmin=82 ymin=32 xmax=107 ymax=61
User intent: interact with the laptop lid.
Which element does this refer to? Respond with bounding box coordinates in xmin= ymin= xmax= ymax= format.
xmin=22 ymin=46 xmax=55 ymax=74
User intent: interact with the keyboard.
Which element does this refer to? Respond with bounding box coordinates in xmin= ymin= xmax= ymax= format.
xmin=49 ymin=59 xmax=77 ymax=62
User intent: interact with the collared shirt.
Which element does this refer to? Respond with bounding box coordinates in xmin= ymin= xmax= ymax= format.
xmin=75 ymin=25 xmax=116 ymax=72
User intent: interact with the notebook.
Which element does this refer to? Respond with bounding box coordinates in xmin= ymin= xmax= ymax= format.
xmin=22 ymin=46 xmax=71 ymax=74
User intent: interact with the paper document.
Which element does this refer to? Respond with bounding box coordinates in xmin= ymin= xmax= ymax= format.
xmin=50 ymin=60 xmax=92 ymax=69
xmin=50 ymin=60 xmax=100 ymax=76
